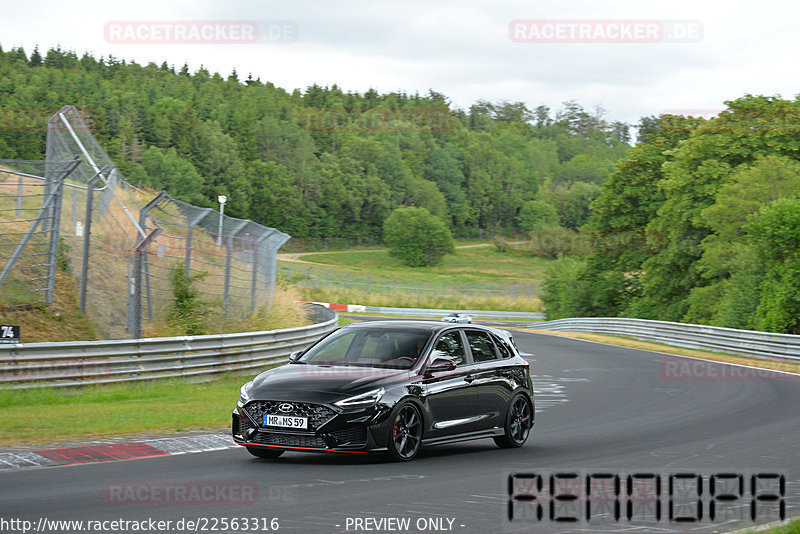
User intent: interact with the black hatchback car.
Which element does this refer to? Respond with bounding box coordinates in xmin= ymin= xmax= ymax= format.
xmin=232 ymin=320 xmax=534 ymax=461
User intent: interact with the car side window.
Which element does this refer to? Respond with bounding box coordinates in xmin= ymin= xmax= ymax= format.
xmin=466 ymin=330 xmax=499 ymax=363
xmin=493 ymin=334 xmax=512 ymax=359
xmin=430 ymin=331 xmax=466 ymax=366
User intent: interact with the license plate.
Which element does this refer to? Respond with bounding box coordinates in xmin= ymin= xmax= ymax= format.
xmin=263 ymin=414 xmax=308 ymax=429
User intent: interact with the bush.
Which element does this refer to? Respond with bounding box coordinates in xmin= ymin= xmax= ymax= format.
xmin=166 ymin=262 xmax=217 ymax=335
xmin=541 ymin=255 xmax=590 ymax=319
xmin=383 ymin=207 xmax=455 ymax=267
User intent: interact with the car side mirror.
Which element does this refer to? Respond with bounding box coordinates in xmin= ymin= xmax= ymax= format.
xmin=288 ymin=351 xmax=302 ymax=363
xmin=426 ymin=357 xmax=456 ymax=374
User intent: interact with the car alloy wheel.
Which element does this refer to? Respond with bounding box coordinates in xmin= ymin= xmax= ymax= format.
xmin=494 ymin=394 xmax=532 ymax=448
xmin=388 ymin=403 xmax=422 ymax=461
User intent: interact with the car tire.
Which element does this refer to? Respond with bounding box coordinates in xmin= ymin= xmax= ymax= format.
xmin=246 ymin=446 xmax=284 ymax=459
xmin=387 ymin=403 xmax=423 ymax=461
xmin=494 ymin=394 xmax=533 ymax=448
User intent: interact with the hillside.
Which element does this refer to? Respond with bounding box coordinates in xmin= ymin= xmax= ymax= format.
xmin=0 ymin=44 xmax=630 ymax=246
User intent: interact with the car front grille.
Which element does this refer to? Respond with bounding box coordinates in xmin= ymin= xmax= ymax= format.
xmin=329 ymin=425 xmax=367 ymax=447
xmin=250 ymin=431 xmax=328 ymax=449
xmin=244 ymin=401 xmax=336 ymax=431
xmin=232 ymin=414 xmax=251 ymax=437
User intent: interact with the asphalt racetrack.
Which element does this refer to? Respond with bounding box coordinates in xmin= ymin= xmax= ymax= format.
xmin=2 ymin=326 xmax=799 ymax=533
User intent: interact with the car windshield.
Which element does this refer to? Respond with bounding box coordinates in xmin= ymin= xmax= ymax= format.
xmin=298 ymin=327 xmax=432 ymax=369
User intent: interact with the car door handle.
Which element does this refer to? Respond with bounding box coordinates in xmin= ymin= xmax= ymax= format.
xmin=464 ymin=374 xmax=476 ymax=383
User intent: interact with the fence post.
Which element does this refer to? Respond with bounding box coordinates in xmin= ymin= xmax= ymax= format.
xmin=72 ymin=187 xmax=77 ymax=228
xmin=79 ymin=166 xmax=111 ymax=314
xmin=16 ymin=175 xmax=22 ymax=217
xmin=185 ymin=208 xmax=213 ymax=277
xmin=130 ymin=191 xmax=168 ymax=338
xmin=263 ymin=230 xmax=290 ymax=308
xmin=224 ymin=220 xmax=249 ymax=316
xmin=506 ymin=281 xmax=516 ymax=298
xmin=45 ymin=158 xmax=81 ymax=304
xmin=250 ymin=234 xmax=270 ymax=316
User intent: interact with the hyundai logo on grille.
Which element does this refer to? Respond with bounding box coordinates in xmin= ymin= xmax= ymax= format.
xmin=278 ymin=403 xmax=294 ymax=413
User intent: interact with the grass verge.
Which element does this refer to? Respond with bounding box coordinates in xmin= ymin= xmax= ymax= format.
xmin=281 ymin=243 xmax=548 ymax=312
xmin=0 ymin=270 xmax=97 ymax=343
xmin=282 ymin=243 xmax=552 ymax=286
xmin=143 ymin=282 xmax=309 ymax=337
xmin=0 ymin=373 xmax=261 ymax=447
xmin=735 ymin=517 xmax=800 ymax=533
xmin=301 ymin=285 xmax=542 ymax=312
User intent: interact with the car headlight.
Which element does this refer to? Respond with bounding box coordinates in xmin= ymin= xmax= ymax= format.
xmin=334 ymin=387 xmax=385 ymax=408
xmin=238 ymin=382 xmax=252 ymax=405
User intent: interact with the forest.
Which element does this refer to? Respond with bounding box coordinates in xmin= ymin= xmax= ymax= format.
xmin=543 ymin=96 xmax=800 ymax=334
xmin=3 ymin=45 xmax=797 ymax=333
xmin=0 ymin=45 xmax=630 ymax=244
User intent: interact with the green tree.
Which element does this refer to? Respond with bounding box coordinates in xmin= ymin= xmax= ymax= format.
xmin=540 ymin=115 xmax=699 ymax=318
xmin=383 ymin=206 xmax=455 ymax=267
xmin=748 ymin=198 xmax=800 ymax=333
xmin=402 ymin=177 xmax=448 ymax=221
xmin=683 ymin=155 xmax=800 ymax=326
xmin=130 ymin=146 xmax=206 ymax=205
xmin=635 ymin=96 xmax=800 ymax=320
xmin=541 ymin=255 xmax=590 ymax=319
xmin=516 ymin=200 xmax=559 ymax=232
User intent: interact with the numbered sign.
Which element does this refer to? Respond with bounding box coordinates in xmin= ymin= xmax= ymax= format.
xmin=0 ymin=325 xmax=20 ymax=343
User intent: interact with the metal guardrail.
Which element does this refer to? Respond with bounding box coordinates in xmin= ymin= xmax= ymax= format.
xmin=0 ymin=305 xmax=337 ymax=389
xmin=5 ymin=310 xmax=796 ymax=390
xmin=357 ymin=306 xmax=545 ymax=321
xmin=533 ymin=317 xmax=800 ymax=361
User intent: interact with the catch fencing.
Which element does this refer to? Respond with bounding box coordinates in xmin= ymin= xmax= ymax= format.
xmin=0 ymin=305 xmax=336 ymax=389
xmin=0 ymin=159 xmax=81 ymax=307
xmin=0 ymin=106 xmax=289 ymax=339
xmin=534 ymin=317 xmax=800 ymax=360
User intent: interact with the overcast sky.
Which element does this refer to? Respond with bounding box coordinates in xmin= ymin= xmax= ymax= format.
xmin=2 ymin=0 xmax=799 ymax=124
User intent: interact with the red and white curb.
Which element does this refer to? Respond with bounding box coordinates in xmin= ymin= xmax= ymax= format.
xmin=300 ymin=301 xmax=366 ymax=313
xmin=0 ymin=433 xmax=236 ymax=471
